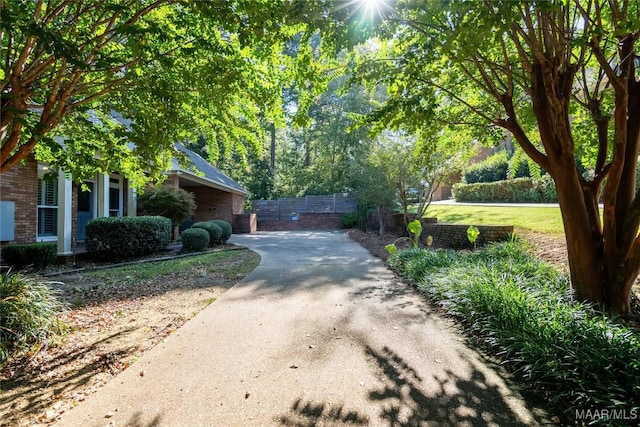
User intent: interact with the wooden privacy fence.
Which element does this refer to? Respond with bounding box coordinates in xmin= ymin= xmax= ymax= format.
xmin=252 ymin=194 xmax=357 ymax=221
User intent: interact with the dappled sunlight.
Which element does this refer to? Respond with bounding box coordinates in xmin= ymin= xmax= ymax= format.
xmin=276 ymin=342 xmax=543 ymax=426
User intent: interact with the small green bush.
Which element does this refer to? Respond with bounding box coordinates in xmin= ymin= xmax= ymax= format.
xmin=85 ymin=216 xmax=172 ymax=261
xmin=452 ymin=176 xmax=557 ymax=203
xmin=340 ymin=212 xmax=359 ymax=228
xmin=191 ymin=222 xmax=222 ymax=247
xmin=1 ymin=242 xmax=57 ymax=270
xmin=137 ymin=186 xmax=196 ymax=226
xmin=209 ymin=220 xmax=232 ymax=243
xmin=463 ymin=151 xmax=509 ymax=184
xmin=180 ymin=228 xmax=210 ymax=252
xmin=0 ymin=273 xmax=65 ymax=365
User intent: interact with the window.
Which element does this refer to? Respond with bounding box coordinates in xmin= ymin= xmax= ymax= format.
xmin=37 ymin=166 xmax=58 ymax=239
xmin=108 ymin=176 xmax=123 ymax=217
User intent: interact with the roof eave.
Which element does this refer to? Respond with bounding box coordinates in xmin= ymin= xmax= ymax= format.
xmin=167 ymin=169 xmax=249 ymax=196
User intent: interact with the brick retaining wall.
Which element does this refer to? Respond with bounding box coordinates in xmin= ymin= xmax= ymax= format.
xmin=387 ymin=214 xmax=438 ymax=236
xmin=256 ymin=213 xmax=344 ymax=232
xmin=423 ymin=223 xmax=514 ymax=250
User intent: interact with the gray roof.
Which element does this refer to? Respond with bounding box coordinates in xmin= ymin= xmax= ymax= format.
xmin=80 ymin=111 xmax=247 ymax=195
xmin=169 ymin=143 xmax=248 ymax=196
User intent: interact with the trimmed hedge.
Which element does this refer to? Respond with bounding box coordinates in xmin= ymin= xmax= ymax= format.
xmin=209 ymin=220 xmax=232 ymax=243
xmin=180 ymin=228 xmax=210 ymax=252
xmin=1 ymin=243 xmax=57 ymax=270
xmin=191 ymin=222 xmax=222 ymax=247
xmin=85 ymin=216 xmax=172 ymax=261
xmin=452 ymin=176 xmax=557 ymax=203
xmin=463 ymin=151 xmax=509 ymax=184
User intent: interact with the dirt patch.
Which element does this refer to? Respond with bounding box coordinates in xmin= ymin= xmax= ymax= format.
xmin=0 ymin=247 xmax=260 ymax=427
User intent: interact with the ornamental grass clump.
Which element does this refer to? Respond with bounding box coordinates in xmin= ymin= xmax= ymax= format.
xmin=388 ymin=240 xmax=640 ymax=420
xmin=0 ymin=273 xmax=65 ymax=365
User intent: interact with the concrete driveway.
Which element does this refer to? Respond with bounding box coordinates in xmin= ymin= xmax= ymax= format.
xmin=55 ymin=230 xmax=547 ymax=426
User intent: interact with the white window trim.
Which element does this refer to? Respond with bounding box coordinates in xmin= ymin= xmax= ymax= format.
xmin=109 ymin=174 xmax=123 ymax=217
xmin=36 ymin=164 xmax=58 ymax=241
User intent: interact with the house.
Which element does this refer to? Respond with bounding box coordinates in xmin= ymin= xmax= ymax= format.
xmin=0 ymin=144 xmax=248 ymax=258
xmin=165 ymin=143 xmax=249 ymax=228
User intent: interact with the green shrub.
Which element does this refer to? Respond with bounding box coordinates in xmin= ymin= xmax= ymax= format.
xmin=137 ymin=186 xmax=196 ymax=226
xmin=452 ymin=176 xmax=557 ymax=203
xmin=1 ymin=243 xmax=57 ymax=270
xmin=0 ymin=273 xmax=65 ymax=365
xmin=209 ymin=220 xmax=232 ymax=243
xmin=463 ymin=151 xmax=509 ymax=183
xmin=388 ymin=242 xmax=640 ymax=420
xmin=340 ymin=212 xmax=358 ymax=228
xmin=85 ymin=216 xmax=172 ymax=261
xmin=191 ymin=222 xmax=222 ymax=247
xmin=180 ymin=228 xmax=210 ymax=252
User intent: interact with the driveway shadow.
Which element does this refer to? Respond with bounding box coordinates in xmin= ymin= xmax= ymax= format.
xmin=277 ymin=344 xmax=547 ymax=426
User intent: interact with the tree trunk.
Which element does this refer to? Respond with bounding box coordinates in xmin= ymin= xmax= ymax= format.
xmin=604 ymin=266 xmax=636 ymax=315
xmin=376 ymin=206 xmax=385 ymax=237
xmin=553 ymin=161 xmax=635 ymax=314
xmin=270 ymin=123 xmax=276 ymax=172
xmin=552 ymin=164 xmax=606 ymax=303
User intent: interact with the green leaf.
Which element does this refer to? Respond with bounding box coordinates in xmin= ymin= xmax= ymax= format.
xmin=385 ymin=244 xmax=398 ymax=254
xmin=467 ymin=226 xmax=480 ymax=244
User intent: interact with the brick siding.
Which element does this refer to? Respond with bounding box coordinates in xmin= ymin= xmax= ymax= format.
xmin=183 ymin=186 xmax=244 ymax=224
xmin=0 ymin=156 xmax=38 ymax=244
xmin=233 ymin=213 xmax=257 ymax=234
xmin=423 ymin=223 xmax=514 ymax=250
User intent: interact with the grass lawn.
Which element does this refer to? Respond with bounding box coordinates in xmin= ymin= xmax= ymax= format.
xmin=425 ymin=204 xmax=565 ymax=235
xmin=79 ymin=250 xmax=249 ymax=280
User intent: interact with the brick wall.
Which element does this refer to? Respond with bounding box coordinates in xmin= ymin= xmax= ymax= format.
xmin=0 ymin=156 xmax=38 ymax=244
xmin=183 ymin=186 xmax=244 ymax=224
xmin=257 ymin=213 xmax=344 ymax=232
xmin=233 ymin=213 xmax=257 ymax=234
xmin=423 ymin=223 xmax=514 ymax=250
xmin=386 ymin=214 xmax=438 ymax=236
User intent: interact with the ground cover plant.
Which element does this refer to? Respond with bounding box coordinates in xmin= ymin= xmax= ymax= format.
xmin=387 ymin=241 xmax=640 ymax=423
xmin=0 ymin=273 xmax=65 ymax=365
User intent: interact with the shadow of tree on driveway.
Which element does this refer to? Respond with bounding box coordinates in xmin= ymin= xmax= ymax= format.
xmin=278 ymin=398 xmax=370 ymax=426
xmin=277 ymin=344 xmax=542 ymax=426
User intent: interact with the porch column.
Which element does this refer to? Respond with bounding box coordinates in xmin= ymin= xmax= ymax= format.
xmin=56 ymin=170 xmax=73 ymax=255
xmin=96 ymin=174 xmax=110 ymax=217
xmin=127 ymin=185 xmax=137 ymax=217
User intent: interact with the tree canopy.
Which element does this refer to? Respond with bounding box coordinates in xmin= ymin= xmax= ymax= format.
xmin=0 ymin=0 xmax=305 ymax=186
xmin=325 ymin=0 xmax=640 ymax=314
